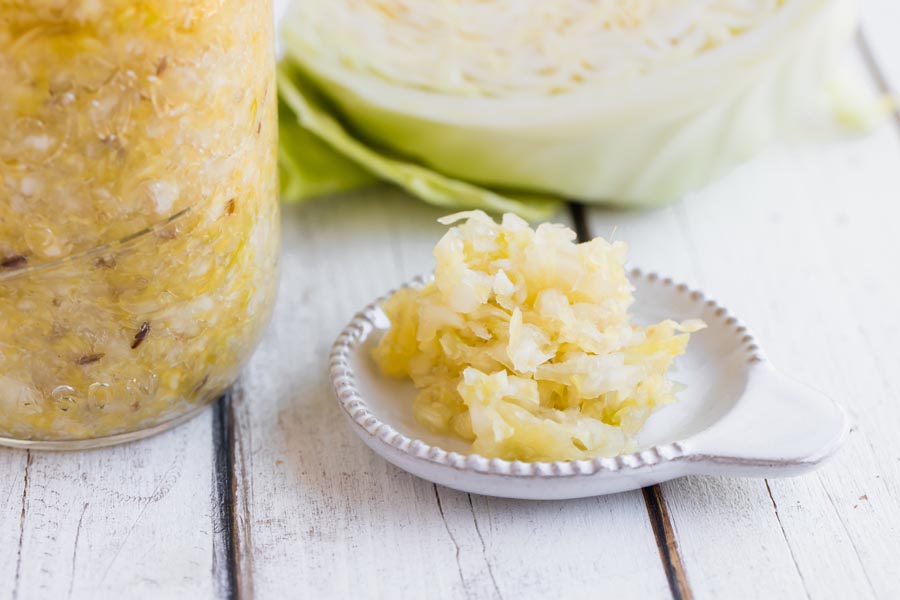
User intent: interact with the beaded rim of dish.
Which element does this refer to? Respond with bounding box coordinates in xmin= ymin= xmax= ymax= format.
xmin=329 ymin=268 xmax=766 ymax=478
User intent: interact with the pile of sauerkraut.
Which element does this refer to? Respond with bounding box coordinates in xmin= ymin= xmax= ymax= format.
xmin=373 ymin=212 xmax=704 ymax=461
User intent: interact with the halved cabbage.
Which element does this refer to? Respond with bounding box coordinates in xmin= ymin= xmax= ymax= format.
xmin=280 ymin=0 xmax=881 ymax=213
xmin=372 ymin=212 xmax=705 ymax=461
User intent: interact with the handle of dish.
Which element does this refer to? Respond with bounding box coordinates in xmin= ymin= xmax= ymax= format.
xmin=681 ymin=363 xmax=850 ymax=476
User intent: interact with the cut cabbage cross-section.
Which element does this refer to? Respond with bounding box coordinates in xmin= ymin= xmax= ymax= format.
xmin=372 ymin=212 xmax=705 ymax=462
xmin=292 ymin=0 xmax=787 ymax=97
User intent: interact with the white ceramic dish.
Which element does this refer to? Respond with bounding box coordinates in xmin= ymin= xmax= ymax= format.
xmin=329 ymin=269 xmax=849 ymax=500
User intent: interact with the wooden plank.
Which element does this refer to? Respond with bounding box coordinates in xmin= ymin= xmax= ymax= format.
xmin=0 ymin=416 xmax=220 ymax=600
xmin=586 ymin=63 xmax=900 ymax=599
xmin=231 ymin=189 xmax=671 ymax=599
xmin=0 ymin=450 xmax=28 ymax=600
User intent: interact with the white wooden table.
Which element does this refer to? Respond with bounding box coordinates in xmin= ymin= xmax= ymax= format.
xmin=3 ymin=4 xmax=900 ymax=599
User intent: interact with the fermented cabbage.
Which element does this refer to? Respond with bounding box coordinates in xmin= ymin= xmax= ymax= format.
xmin=372 ymin=212 xmax=705 ymax=461
xmin=279 ymin=0 xmax=880 ymax=215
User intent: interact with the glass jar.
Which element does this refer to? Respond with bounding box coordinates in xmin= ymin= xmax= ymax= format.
xmin=0 ymin=0 xmax=280 ymax=448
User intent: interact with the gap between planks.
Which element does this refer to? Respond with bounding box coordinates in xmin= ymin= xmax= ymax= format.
xmin=569 ymin=202 xmax=694 ymax=600
xmin=11 ymin=451 xmax=33 ymax=600
xmin=212 ymin=392 xmax=240 ymax=600
xmin=856 ymin=31 xmax=900 ymax=130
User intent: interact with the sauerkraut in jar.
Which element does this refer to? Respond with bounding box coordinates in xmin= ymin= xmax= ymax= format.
xmin=0 ymin=0 xmax=279 ymax=447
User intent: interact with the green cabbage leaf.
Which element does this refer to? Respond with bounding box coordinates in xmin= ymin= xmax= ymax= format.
xmin=277 ymin=63 xmax=559 ymax=221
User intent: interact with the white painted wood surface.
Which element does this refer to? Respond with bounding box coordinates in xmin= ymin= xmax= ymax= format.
xmin=1 ymin=2 xmax=900 ymax=599
xmin=588 ymin=131 xmax=900 ymax=599
xmin=0 ymin=417 xmax=221 ymax=600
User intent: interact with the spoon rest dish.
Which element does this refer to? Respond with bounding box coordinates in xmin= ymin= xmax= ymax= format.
xmin=329 ymin=269 xmax=849 ymax=500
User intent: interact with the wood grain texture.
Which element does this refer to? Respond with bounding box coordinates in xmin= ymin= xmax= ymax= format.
xmin=231 ymin=190 xmax=672 ymax=599
xmin=0 ymin=417 xmax=220 ymax=600
xmin=586 ymin=48 xmax=900 ymax=599
xmin=0 ymin=450 xmax=28 ymax=600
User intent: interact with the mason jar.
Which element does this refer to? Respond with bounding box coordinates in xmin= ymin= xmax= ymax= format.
xmin=0 ymin=0 xmax=280 ymax=448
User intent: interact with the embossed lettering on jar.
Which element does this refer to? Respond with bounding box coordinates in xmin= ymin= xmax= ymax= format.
xmin=0 ymin=0 xmax=280 ymax=446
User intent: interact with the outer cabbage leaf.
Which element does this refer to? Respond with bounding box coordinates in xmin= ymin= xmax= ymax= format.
xmin=277 ymin=63 xmax=559 ymax=220
xmin=278 ymin=98 xmax=376 ymax=202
